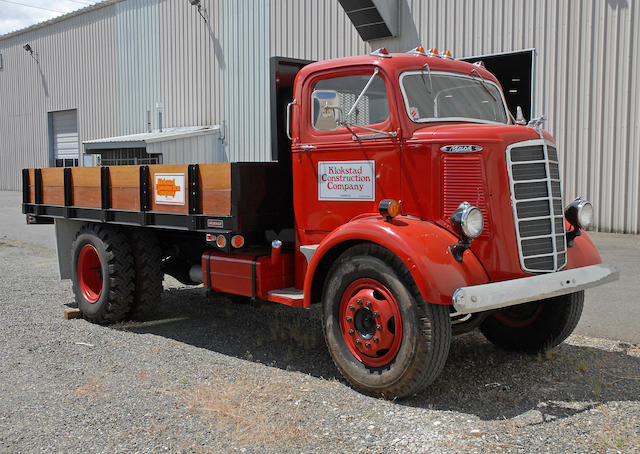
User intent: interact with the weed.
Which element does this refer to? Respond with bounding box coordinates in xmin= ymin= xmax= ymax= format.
xmin=592 ymin=376 xmax=603 ymax=397
xmin=576 ymin=357 xmax=588 ymax=373
xmin=544 ymin=344 xmax=554 ymax=361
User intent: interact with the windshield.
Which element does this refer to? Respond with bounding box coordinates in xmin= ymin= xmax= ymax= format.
xmin=400 ymin=71 xmax=509 ymax=124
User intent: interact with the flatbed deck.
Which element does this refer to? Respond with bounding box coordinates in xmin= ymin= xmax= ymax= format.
xmin=22 ymin=162 xmax=291 ymax=236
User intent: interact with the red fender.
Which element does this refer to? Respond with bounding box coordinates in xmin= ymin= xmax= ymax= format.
xmin=565 ymin=221 xmax=602 ymax=269
xmin=303 ymin=215 xmax=491 ymax=308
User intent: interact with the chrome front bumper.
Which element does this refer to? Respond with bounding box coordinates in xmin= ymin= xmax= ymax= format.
xmin=452 ymin=263 xmax=618 ymax=314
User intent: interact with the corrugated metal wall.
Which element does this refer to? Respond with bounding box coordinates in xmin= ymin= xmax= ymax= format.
xmin=0 ymin=3 xmax=119 ymax=191
xmin=222 ymin=0 xmax=271 ymax=162
xmin=158 ymin=0 xmax=223 ymax=130
xmin=1 ymin=0 xmax=638 ymax=232
xmin=270 ymin=0 xmax=368 ymax=60
xmin=116 ymin=0 xmax=160 ymax=135
xmin=371 ymin=0 xmax=640 ymax=233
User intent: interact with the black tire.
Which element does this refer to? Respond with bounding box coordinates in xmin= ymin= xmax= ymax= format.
xmin=322 ymin=244 xmax=451 ymax=399
xmin=71 ymin=224 xmax=135 ymax=324
xmin=480 ymin=291 xmax=584 ymax=353
xmin=127 ymin=229 xmax=163 ymax=320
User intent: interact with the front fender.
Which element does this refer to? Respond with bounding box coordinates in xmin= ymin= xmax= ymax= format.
xmin=303 ymin=215 xmax=490 ymax=308
xmin=565 ymin=224 xmax=602 ymax=269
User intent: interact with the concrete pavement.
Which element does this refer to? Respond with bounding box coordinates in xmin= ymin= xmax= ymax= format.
xmin=1 ymin=190 xmax=638 ymax=343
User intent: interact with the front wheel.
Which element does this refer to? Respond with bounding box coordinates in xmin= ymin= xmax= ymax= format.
xmin=322 ymin=244 xmax=451 ymax=399
xmin=480 ymin=291 xmax=584 ymax=353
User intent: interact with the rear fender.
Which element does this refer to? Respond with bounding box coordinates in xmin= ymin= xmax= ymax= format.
xmin=303 ymin=216 xmax=490 ymax=308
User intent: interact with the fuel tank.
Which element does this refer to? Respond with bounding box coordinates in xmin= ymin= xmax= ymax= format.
xmin=401 ymin=123 xmax=597 ymax=282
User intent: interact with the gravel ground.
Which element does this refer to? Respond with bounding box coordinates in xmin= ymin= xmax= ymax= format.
xmin=0 ymin=237 xmax=639 ymax=453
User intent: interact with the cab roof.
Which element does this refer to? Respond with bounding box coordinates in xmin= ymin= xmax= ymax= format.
xmin=296 ymin=50 xmax=500 ymax=87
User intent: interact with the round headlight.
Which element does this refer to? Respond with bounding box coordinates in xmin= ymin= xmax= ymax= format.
xmin=565 ymin=197 xmax=593 ymax=230
xmin=451 ymin=202 xmax=484 ymax=239
xmin=577 ymin=201 xmax=593 ymax=230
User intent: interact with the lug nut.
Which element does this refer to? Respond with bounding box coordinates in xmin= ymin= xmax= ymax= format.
xmin=373 ymin=311 xmax=379 ymax=318
xmin=376 ymin=324 xmax=382 ymax=331
xmin=355 ymin=339 xmax=362 ymax=345
xmin=373 ymin=337 xmax=379 ymax=343
xmin=346 ymin=316 xmax=352 ymax=322
xmin=357 ymin=299 xmax=363 ymax=306
xmin=348 ymin=329 xmax=354 ymax=335
xmin=365 ymin=342 xmax=371 ymax=348
xmin=349 ymin=305 xmax=355 ymax=311
xmin=366 ymin=301 xmax=371 ymax=308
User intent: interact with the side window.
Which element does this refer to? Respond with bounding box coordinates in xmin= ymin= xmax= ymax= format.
xmin=311 ymin=73 xmax=390 ymax=131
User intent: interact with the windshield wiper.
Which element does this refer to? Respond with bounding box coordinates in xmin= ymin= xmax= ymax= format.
xmin=346 ymin=68 xmax=379 ymax=119
xmin=470 ymin=68 xmax=498 ymax=102
xmin=420 ymin=63 xmax=433 ymax=93
xmin=341 ymin=67 xmax=397 ymax=140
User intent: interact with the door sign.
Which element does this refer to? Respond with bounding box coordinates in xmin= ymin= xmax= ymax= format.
xmin=318 ymin=161 xmax=375 ymax=201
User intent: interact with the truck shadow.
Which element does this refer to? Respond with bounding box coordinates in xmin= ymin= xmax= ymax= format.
xmin=117 ymin=286 xmax=640 ymax=422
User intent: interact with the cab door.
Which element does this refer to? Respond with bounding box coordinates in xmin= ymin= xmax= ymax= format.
xmin=292 ymin=66 xmax=402 ymax=247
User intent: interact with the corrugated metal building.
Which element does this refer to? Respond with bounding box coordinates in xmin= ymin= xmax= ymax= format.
xmin=0 ymin=0 xmax=638 ymax=233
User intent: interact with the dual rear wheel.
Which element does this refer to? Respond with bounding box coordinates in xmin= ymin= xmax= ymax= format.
xmin=71 ymin=224 xmax=162 ymax=324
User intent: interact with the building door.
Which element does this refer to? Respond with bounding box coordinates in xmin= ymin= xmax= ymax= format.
xmin=49 ymin=109 xmax=79 ymax=167
xmin=461 ymin=50 xmax=534 ymax=122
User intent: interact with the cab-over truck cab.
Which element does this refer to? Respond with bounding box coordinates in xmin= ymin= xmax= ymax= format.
xmin=287 ymin=48 xmax=616 ymax=397
xmin=23 ymin=48 xmax=617 ymax=399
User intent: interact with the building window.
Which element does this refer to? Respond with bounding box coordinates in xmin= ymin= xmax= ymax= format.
xmin=55 ymin=158 xmax=78 ymax=167
xmin=96 ymin=148 xmax=162 ymax=166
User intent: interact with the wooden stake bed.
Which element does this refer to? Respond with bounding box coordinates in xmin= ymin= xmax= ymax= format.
xmin=22 ymin=162 xmax=291 ymax=236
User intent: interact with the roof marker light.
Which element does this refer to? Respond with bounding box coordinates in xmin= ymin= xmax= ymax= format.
xmin=428 ymin=48 xmax=440 ymax=57
xmin=407 ymin=46 xmax=427 ymax=56
xmin=370 ymin=48 xmax=391 ymax=58
xmin=473 ymin=60 xmax=486 ymax=68
xmin=442 ymin=49 xmax=453 ymax=59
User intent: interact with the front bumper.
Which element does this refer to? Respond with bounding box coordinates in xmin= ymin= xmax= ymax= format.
xmin=452 ymin=263 xmax=618 ymax=314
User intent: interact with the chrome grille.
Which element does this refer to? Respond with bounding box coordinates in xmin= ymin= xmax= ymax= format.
xmin=507 ymin=141 xmax=566 ymax=273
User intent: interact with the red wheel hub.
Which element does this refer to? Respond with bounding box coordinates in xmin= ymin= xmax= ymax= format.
xmin=77 ymin=244 xmax=103 ymax=303
xmin=339 ymin=278 xmax=403 ymax=368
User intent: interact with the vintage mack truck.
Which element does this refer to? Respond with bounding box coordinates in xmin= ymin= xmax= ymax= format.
xmin=22 ymin=47 xmax=617 ymax=398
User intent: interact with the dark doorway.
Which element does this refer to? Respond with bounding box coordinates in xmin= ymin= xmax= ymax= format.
xmin=461 ymin=50 xmax=534 ymax=122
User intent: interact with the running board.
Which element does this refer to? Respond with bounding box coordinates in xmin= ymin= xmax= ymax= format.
xmin=267 ymin=288 xmax=304 ymax=307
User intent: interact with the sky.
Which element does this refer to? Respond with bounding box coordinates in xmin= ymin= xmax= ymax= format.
xmin=0 ymin=0 xmax=100 ymax=36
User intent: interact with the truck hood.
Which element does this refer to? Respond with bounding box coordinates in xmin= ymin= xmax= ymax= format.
xmin=402 ymin=123 xmax=560 ymax=282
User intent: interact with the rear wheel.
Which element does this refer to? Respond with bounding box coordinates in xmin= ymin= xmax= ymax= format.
xmin=322 ymin=244 xmax=451 ymax=399
xmin=480 ymin=291 xmax=584 ymax=353
xmin=71 ymin=224 xmax=135 ymax=324
xmin=128 ymin=229 xmax=163 ymax=320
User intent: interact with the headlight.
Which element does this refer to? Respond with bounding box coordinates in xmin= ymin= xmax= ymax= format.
xmin=451 ymin=202 xmax=484 ymax=239
xmin=565 ymin=197 xmax=593 ymax=230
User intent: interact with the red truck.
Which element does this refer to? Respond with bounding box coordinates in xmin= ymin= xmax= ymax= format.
xmin=23 ymin=47 xmax=617 ymax=398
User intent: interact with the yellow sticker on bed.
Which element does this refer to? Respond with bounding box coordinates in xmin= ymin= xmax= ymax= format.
xmin=154 ymin=173 xmax=185 ymax=205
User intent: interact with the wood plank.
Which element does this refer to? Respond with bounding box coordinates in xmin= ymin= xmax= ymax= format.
xmin=64 ymin=308 xmax=82 ymax=320
xmin=71 ymin=167 xmax=101 ymax=208
xmin=109 ymin=165 xmax=140 ymax=211
xmin=41 ymin=167 xmax=65 ymax=206
xmin=199 ymin=163 xmax=231 ymax=216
